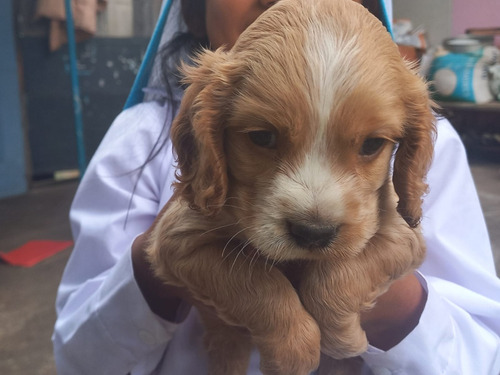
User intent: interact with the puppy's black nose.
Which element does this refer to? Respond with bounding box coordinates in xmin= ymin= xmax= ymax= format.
xmin=287 ymin=220 xmax=338 ymax=249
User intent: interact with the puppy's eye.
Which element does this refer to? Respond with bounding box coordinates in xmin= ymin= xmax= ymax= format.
xmin=359 ymin=138 xmax=386 ymax=156
xmin=248 ymin=130 xmax=277 ymax=148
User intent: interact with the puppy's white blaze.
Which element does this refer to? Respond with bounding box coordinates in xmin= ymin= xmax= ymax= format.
xmin=272 ymin=150 xmax=345 ymax=223
xmin=305 ymin=21 xmax=361 ymax=138
xmin=294 ymin=150 xmax=345 ymax=217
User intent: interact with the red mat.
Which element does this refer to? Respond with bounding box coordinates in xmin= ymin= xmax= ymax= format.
xmin=0 ymin=240 xmax=73 ymax=267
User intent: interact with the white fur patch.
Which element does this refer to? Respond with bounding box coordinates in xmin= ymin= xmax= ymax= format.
xmin=305 ymin=20 xmax=361 ymax=138
xmin=279 ymin=151 xmax=346 ymax=220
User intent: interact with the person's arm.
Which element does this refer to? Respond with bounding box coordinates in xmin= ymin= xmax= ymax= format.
xmin=52 ymin=101 xmax=181 ymax=374
xmin=361 ymin=117 xmax=500 ymax=374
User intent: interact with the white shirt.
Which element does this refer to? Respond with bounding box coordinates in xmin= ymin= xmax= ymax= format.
xmin=52 ymin=100 xmax=500 ymax=374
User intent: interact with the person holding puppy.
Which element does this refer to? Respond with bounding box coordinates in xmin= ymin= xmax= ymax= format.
xmin=53 ymin=0 xmax=500 ymax=374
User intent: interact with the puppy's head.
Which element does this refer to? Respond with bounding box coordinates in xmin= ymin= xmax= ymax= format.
xmin=172 ymin=0 xmax=435 ymax=261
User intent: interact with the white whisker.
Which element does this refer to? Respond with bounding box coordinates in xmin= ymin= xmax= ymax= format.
xmin=201 ymin=220 xmax=241 ymax=236
xmin=248 ymin=244 xmax=260 ymax=269
xmin=221 ymin=227 xmax=249 ymax=259
xmin=229 ymin=246 xmax=246 ymax=274
xmin=204 ymin=196 xmax=254 ymax=212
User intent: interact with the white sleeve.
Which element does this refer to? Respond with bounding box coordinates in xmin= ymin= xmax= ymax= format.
xmin=362 ymin=117 xmax=500 ymax=374
xmin=52 ymin=101 xmax=179 ymax=374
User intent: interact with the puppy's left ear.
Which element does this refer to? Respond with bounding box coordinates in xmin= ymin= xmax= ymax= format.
xmin=393 ymin=72 xmax=436 ymax=228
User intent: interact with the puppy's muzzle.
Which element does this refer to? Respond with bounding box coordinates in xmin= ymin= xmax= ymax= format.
xmin=287 ymin=219 xmax=338 ymax=249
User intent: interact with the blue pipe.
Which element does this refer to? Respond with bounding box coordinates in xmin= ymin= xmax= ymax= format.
xmin=64 ymin=0 xmax=87 ymax=176
xmin=124 ymin=0 xmax=174 ymax=109
xmin=379 ymin=0 xmax=394 ymax=39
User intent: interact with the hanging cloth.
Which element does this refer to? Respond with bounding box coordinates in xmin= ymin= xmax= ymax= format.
xmin=36 ymin=0 xmax=107 ymax=51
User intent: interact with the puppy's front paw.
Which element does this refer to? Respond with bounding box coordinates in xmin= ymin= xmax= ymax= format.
xmin=320 ymin=313 xmax=368 ymax=359
xmin=258 ymin=314 xmax=321 ymax=375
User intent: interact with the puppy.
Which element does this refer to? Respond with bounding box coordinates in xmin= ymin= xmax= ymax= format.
xmin=146 ymin=0 xmax=435 ymax=374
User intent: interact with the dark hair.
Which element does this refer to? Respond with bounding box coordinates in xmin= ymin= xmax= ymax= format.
xmin=181 ymin=0 xmax=207 ymax=39
xmin=125 ymin=0 xmax=209 ymax=227
xmin=160 ymin=0 xmax=209 ymax=103
xmin=360 ymin=0 xmax=382 ymax=23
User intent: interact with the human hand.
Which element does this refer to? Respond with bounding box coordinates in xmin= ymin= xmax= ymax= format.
xmin=360 ymin=272 xmax=427 ymax=351
xmin=131 ymin=232 xmax=191 ymax=322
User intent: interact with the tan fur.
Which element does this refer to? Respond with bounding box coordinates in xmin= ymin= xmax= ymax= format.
xmin=146 ymin=0 xmax=435 ymax=373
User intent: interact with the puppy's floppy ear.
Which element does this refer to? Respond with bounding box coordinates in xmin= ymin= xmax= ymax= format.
xmin=171 ymin=49 xmax=241 ymax=216
xmin=393 ymin=71 xmax=436 ymax=228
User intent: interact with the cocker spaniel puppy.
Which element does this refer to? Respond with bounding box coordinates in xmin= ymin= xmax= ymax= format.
xmin=146 ymin=0 xmax=435 ymax=373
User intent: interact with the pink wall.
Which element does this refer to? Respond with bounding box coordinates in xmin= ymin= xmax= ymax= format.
xmin=452 ymin=0 xmax=500 ymax=36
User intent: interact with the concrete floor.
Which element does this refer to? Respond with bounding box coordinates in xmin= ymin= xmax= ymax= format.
xmin=0 ymin=181 xmax=74 ymax=374
xmin=0 ymin=155 xmax=499 ymax=375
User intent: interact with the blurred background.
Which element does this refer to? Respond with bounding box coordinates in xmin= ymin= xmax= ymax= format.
xmin=2 ymin=0 xmax=162 ymax=188
xmin=0 ymin=0 xmax=499 ymax=374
